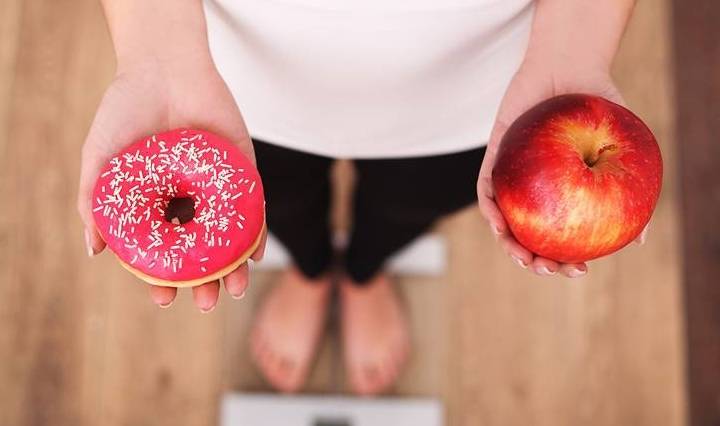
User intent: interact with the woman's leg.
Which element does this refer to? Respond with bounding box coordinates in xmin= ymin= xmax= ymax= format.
xmin=254 ymin=140 xmax=334 ymax=278
xmin=346 ymin=146 xmax=486 ymax=283
xmin=250 ymin=140 xmax=335 ymax=393
xmin=341 ymin=146 xmax=486 ymax=395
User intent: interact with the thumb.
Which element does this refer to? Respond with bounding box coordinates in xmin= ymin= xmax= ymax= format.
xmin=77 ymin=130 xmax=113 ymax=257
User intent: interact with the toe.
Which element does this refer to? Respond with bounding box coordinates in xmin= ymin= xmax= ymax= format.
xmin=383 ymin=354 xmax=401 ymax=384
xmin=265 ymin=352 xmax=301 ymax=394
xmin=374 ymin=357 xmax=400 ymax=395
xmin=258 ymin=346 xmax=279 ymax=383
xmin=350 ymin=363 xmax=384 ymax=396
xmin=276 ymin=357 xmax=303 ymax=393
xmin=363 ymin=364 xmax=387 ymax=396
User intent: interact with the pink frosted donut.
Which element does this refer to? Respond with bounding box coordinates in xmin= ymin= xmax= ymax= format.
xmin=92 ymin=128 xmax=265 ymax=287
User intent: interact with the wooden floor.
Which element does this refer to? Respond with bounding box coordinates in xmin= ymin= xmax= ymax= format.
xmin=0 ymin=0 xmax=687 ymax=425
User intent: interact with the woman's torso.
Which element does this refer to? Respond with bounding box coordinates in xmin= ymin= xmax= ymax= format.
xmin=205 ymin=0 xmax=534 ymax=158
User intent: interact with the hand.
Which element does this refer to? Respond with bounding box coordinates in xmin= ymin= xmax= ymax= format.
xmin=477 ymin=58 xmax=646 ymax=278
xmin=77 ymin=56 xmax=266 ymax=311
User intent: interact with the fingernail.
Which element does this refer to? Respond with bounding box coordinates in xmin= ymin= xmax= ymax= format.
xmin=84 ymin=229 xmax=95 ymax=257
xmin=568 ymin=267 xmax=587 ymax=278
xmin=231 ymin=290 xmax=246 ymax=300
xmin=200 ymin=305 xmax=216 ymax=314
xmin=538 ymin=266 xmax=557 ymax=276
xmin=491 ymin=224 xmax=502 ymax=236
xmin=511 ymin=255 xmax=527 ymax=269
xmin=641 ymin=224 xmax=650 ymax=244
xmin=159 ymin=301 xmax=173 ymax=309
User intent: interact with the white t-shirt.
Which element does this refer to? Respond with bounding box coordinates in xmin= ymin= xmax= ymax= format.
xmin=205 ymin=0 xmax=534 ymax=158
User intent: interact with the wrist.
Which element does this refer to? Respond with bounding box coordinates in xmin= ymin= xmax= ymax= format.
xmin=103 ymin=0 xmax=212 ymax=74
xmin=522 ymin=0 xmax=633 ymax=76
xmin=115 ymin=45 xmax=213 ymax=76
xmin=521 ymin=43 xmax=612 ymax=78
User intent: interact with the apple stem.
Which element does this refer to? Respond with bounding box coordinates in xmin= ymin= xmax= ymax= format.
xmin=597 ymin=144 xmax=618 ymax=156
xmin=585 ymin=144 xmax=618 ymax=167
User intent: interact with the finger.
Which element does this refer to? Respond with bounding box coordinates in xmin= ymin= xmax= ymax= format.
xmin=635 ymin=223 xmax=649 ymax=245
xmin=148 ymin=285 xmax=177 ymax=308
xmin=478 ymin=180 xmax=508 ymax=237
xmin=531 ymin=257 xmax=560 ymax=276
xmin=77 ymin=83 xmax=157 ymax=258
xmin=499 ymin=234 xmax=533 ymax=270
xmin=251 ymin=228 xmax=267 ymax=261
xmin=83 ymin=226 xmax=106 ymax=257
xmin=224 ymin=263 xmax=249 ymax=299
xmin=78 ymin=142 xmax=110 ymax=257
xmin=558 ymin=263 xmax=588 ymax=279
xmin=192 ymin=281 xmax=221 ymax=313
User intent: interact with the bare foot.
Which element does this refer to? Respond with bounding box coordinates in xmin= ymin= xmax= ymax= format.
xmin=250 ymin=267 xmax=331 ymax=393
xmin=340 ymin=273 xmax=411 ymax=396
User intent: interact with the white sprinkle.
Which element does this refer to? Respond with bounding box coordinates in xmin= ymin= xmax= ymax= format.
xmin=200 ymin=266 xmax=207 ymax=273
xmin=200 ymin=257 xmax=209 ymax=262
xmin=249 ymin=181 xmax=256 ymax=193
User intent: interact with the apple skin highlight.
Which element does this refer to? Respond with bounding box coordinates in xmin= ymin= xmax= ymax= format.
xmin=491 ymin=94 xmax=663 ymax=263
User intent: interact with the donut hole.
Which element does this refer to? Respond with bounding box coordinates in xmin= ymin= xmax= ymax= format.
xmin=164 ymin=197 xmax=195 ymax=225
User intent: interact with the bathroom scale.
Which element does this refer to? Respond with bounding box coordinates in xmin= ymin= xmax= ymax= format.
xmin=220 ymin=393 xmax=443 ymax=426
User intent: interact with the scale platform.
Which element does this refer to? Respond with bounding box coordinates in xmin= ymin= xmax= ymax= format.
xmin=256 ymin=232 xmax=446 ymax=277
xmin=220 ymin=394 xmax=443 ymax=426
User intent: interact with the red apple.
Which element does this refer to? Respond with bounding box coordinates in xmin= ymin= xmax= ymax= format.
xmin=491 ymin=94 xmax=663 ymax=263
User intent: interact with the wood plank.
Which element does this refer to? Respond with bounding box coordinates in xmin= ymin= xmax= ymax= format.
xmin=672 ymin=0 xmax=720 ymax=425
xmin=0 ymin=0 xmax=22 ymax=153
xmin=0 ymin=0 xmax=96 ymax=424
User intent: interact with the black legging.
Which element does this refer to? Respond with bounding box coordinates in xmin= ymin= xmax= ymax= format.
xmin=254 ymin=139 xmax=486 ymax=284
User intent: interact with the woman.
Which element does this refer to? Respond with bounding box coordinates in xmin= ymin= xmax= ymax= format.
xmin=78 ymin=0 xmax=640 ymax=395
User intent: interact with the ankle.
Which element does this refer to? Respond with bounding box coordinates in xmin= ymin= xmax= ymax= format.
xmin=285 ymin=266 xmax=332 ymax=290
xmin=340 ymin=272 xmax=389 ymax=294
